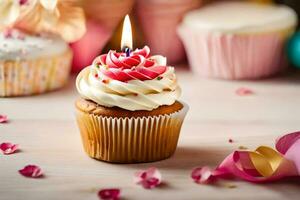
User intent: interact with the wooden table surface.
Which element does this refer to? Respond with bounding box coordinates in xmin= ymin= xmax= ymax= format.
xmin=1 ymin=69 xmax=300 ymax=200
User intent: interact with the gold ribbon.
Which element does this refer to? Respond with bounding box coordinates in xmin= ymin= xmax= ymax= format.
xmin=249 ymin=146 xmax=284 ymax=177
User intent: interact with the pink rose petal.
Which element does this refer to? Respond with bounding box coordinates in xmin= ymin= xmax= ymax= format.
xmin=236 ymin=87 xmax=254 ymax=96
xmin=191 ymin=166 xmax=216 ymax=184
xmin=3 ymin=29 xmax=13 ymax=39
xmin=0 ymin=115 xmax=8 ymax=123
xmin=134 ymin=167 xmax=162 ymax=189
xmin=19 ymin=165 xmax=43 ymax=178
xmin=98 ymin=188 xmax=120 ymax=200
xmin=0 ymin=142 xmax=19 ymax=155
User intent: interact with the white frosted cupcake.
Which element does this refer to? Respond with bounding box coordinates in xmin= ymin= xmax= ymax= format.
xmin=0 ymin=29 xmax=72 ymax=96
xmin=178 ymin=2 xmax=298 ymax=79
xmin=75 ymin=46 xmax=188 ymax=163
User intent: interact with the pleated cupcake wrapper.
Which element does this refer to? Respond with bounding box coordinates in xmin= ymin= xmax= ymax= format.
xmin=76 ymin=103 xmax=189 ymax=163
xmin=136 ymin=0 xmax=201 ymax=64
xmin=0 ymin=50 xmax=72 ymax=97
xmin=178 ymin=26 xmax=295 ymax=80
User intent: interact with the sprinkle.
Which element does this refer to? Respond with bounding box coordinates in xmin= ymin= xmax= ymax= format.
xmin=163 ymin=88 xmax=172 ymax=92
xmin=228 ymin=139 xmax=234 ymax=143
xmin=19 ymin=165 xmax=43 ymax=178
xmin=102 ymin=79 xmax=109 ymax=84
xmin=238 ymin=146 xmax=248 ymax=150
xmin=98 ymin=188 xmax=120 ymax=200
xmin=0 ymin=115 xmax=8 ymax=123
xmin=94 ymin=74 xmax=99 ymax=78
xmin=0 ymin=143 xmax=19 ymax=155
xmin=157 ymin=76 xmax=163 ymax=80
xmin=104 ymin=65 xmax=109 ymax=70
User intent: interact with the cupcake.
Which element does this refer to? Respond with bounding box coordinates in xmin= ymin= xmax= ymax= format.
xmin=178 ymin=2 xmax=298 ymax=79
xmin=0 ymin=29 xmax=72 ymax=96
xmin=75 ymin=46 xmax=188 ymax=163
xmin=136 ymin=0 xmax=202 ymax=64
xmin=0 ymin=1 xmax=85 ymax=96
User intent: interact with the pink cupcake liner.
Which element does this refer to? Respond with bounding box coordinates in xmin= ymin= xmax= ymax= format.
xmin=70 ymin=20 xmax=112 ymax=73
xmin=178 ymin=27 xmax=292 ymax=79
xmin=136 ymin=0 xmax=202 ymax=64
xmin=82 ymin=0 xmax=135 ymax=30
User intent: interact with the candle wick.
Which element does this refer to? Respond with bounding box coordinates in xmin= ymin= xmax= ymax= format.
xmin=124 ymin=47 xmax=131 ymax=57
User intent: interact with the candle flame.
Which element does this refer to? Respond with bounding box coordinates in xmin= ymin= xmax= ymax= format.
xmin=121 ymin=14 xmax=133 ymax=50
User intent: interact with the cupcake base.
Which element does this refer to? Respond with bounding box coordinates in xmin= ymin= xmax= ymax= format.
xmin=0 ymin=49 xmax=72 ymax=97
xmin=75 ymin=98 xmax=188 ymax=163
xmin=178 ymin=27 xmax=294 ymax=80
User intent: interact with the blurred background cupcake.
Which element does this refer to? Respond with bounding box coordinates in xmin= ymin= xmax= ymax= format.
xmin=0 ymin=29 xmax=72 ymax=97
xmin=178 ymin=1 xmax=298 ymax=79
xmin=136 ymin=0 xmax=202 ymax=64
xmin=81 ymin=0 xmax=135 ymax=31
xmin=0 ymin=0 xmax=86 ymax=96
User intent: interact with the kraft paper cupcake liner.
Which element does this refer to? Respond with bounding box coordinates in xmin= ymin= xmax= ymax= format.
xmin=0 ymin=50 xmax=72 ymax=97
xmin=76 ymin=102 xmax=189 ymax=163
xmin=136 ymin=0 xmax=201 ymax=64
xmin=178 ymin=27 xmax=294 ymax=80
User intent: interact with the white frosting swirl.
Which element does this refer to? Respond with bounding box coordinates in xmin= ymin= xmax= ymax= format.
xmin=181 ymin=2 xmax=297 ymax=34
xmin=76 ymin=56 xmax=181 ymax=111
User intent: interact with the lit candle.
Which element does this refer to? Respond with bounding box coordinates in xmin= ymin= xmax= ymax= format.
xmin=121 ymin=15 xmax=133 ymax=57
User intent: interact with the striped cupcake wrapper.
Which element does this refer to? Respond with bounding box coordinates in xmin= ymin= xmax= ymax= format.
xmin=0 ymin=50 xmax=72 ymax=97
xmin=76 ymin=102 xmax=189 ymax=163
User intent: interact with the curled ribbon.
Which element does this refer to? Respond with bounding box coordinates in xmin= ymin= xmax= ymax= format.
xmin=214 ymin=131 xmax=300 ymax=182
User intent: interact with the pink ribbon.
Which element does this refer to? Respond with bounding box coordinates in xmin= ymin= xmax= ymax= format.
xmin=214 ymin=131 xmax=300 ymax=182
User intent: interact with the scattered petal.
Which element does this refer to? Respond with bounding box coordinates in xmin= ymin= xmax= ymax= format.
xmin=3 ymin=29 xmax=13 ymax=39
xmin=236 ymin=87 xmax=254 ymax=96
xmin=19 ymin=0 xmax=29 ymax=5
xmin=0 ymin=142 xmax=19 ymax=155
xmin=191 ymin=166 xmax=215 ymax=184
xmin=19 ymin=165 xmax=43 ymax=178
xmin=0 ymin=115 xmax=8 ymax=123
xmin=98 ymin=188 xmax=120 ymax=200
xmin=134 ymin=167 xmax=162 ymax=189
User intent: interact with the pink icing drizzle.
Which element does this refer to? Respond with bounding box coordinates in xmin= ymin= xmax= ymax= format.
xmin=93 ymin=46 xmax=167 ymax=82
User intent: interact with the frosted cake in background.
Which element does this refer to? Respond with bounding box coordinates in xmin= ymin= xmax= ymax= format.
xmin=178 ymin=2 xmax=298 ymax=79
